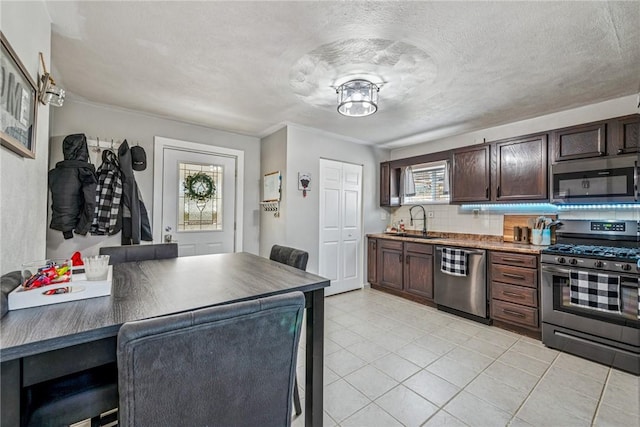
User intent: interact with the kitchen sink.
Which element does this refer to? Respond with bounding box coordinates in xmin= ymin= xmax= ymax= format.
xmin=385 ymin=232 xmax=440 ymax=239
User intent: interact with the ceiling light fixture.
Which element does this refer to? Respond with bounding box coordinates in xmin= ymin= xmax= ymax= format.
xmin=38 ymin=52 xmax=65 ymax=107
xmin=336 ymin=79 xmax=379 ymax=117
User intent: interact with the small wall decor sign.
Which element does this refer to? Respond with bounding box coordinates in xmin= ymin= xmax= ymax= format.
xmin=0 ymin=31 xmax=38 ymax=158
xmin=298 ymin=172 xmax=311 ymax=197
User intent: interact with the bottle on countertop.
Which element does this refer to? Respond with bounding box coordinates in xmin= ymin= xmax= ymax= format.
xmin=399 ymin=219 xmax=405 ymax=232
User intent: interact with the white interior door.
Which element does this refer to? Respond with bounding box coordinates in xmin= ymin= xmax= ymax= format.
xmin=319 ymin=159 xmax=363 ymax=296
xmin=161 ymin=147 xmax=236 ymax=257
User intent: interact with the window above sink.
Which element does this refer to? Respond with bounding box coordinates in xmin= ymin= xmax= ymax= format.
xmin=403 ymin=160 xmax=450 ymax=205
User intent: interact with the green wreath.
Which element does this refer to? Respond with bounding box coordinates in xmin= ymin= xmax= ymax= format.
xmin=183 ymin=172 xmax=216 ymax=202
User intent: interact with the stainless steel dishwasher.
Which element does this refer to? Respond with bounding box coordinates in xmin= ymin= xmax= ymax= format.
xmin=434 ymin=246 xmax=489 ymax=322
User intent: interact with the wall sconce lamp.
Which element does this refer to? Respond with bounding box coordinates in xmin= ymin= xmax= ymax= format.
xmin=38 ymin=52 xmax=65 ymax=107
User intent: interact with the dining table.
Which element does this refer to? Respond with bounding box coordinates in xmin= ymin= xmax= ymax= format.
xmin=0 ymin=252 xmax=330 ymax=427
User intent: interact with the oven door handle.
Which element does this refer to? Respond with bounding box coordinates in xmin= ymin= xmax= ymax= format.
xmin=540 ymin=265 xmax=571 ymax=275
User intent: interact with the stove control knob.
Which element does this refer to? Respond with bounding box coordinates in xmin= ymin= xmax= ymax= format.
xmin=621 ymin=263 xmax=632 ymax=271
xmin=569 ymin=258 xmax=578 ymax=265
xmin=557 ymin=257 xmax=566 ymax=264
xmin=594 ymin=260 xmax=604 ymax=268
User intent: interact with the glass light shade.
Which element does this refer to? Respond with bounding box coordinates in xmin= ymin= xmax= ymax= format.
xmin=39 ymin=73 xmax=65 ymax=107
xmin=45 ymin=85 xmax=65 ymax=107
xmin=336 ymin=79 xmax=379 ymax=117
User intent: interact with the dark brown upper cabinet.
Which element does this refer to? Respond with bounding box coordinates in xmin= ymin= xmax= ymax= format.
xmin=495 ymin=134 xmax=548 ymax=201
xmin=551 ymin=114 xmax=640 ymax=162
xmin=380 ymin=162 xmax=391 ymax=206
xmin=551 ymin=121 xmax=607 ymax=162
xmin=613 ymin=115 xmax=640 ymax=155
xmin=380 ymin=162 xmax=400 ymax=207
xmin=450 ymin=145 xmax=491 ymax=203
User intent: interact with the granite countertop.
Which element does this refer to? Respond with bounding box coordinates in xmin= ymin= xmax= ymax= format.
xmin=367 ymin=232 xmax=547 ymax=254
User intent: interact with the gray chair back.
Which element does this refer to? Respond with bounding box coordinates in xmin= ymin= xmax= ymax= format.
xmin=117 ymin=292 xmax=305 ymax=427
xmin=269 ymin=245 xmax=309 ymax=271
xmin=99 ymin=243 xmax=178 ymax=264
xmin=1 ymin=271 xmax=21 ymax=318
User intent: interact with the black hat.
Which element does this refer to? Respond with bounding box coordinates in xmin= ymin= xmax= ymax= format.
xmin=131 ymin=145 xmax=147 ymax=171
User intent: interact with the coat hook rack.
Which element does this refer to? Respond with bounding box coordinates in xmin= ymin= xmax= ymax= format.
xmin=86 ymin=137 xmax=123 ymax=152
xmin=259 ymin=201 xmax=280 ymax=217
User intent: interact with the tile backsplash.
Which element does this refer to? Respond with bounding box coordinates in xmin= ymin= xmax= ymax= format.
xmin=388 ymin=205 xmax=639 ymax=237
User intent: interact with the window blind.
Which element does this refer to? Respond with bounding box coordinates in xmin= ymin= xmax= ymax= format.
xmin=403 ymin=162 xmax=449 ymax=204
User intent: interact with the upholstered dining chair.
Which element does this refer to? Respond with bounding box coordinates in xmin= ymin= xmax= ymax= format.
xmin=1 ymin=270 xmax=21 ymax=319
xmin=17 ymin=263 xmax=119 ymax=427
xmin=117 ymin=292 xmax=305 ymax=427
xmin=26 ymin=365 xmax=119 ymax=427
xmin=99 ymin=242 xmax=178 ymax=264
xmin=269 ymin=245 xmax=309 ymax=271
xmin=3 ymin=262 xmax=118 ymax=427
xmin=24 ymin=244 xmax=178 ymax=427
xmin=269 ymin=245 xmax=308 ymax=416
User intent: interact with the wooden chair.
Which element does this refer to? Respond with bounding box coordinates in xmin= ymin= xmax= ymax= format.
xmin=117 ymin=292 xmax=305 ymax=427
xmin=269 ymin=245 xmax=308 ymax=416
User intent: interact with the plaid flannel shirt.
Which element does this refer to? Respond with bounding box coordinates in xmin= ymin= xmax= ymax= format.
xmin=91 ymin=155 xmax=123 ymax=235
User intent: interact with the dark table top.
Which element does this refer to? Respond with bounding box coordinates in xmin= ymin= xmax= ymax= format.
xmin=0 ymin=252 xmax=329 ymax=362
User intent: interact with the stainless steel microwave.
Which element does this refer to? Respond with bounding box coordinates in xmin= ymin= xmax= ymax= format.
xmin=551 ymin=156 xmax=638 ymax=203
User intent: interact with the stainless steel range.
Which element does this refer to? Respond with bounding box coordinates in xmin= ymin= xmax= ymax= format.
xmin=541 ymin=219 xmax=639 ymax=375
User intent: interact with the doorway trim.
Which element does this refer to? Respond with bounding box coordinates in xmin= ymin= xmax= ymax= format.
xmin=153 ymin=136 xmax=244 ymax=252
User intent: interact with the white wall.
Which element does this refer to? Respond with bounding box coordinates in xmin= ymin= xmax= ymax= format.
xmin=0 ymin=1 xmax=51 ymax=273
xmin=388 ymin=95 xmax=640 ymax=235
xmin=277 ymin=125 xmax=389 ymax=274
xmin=390 ymin=95 xmax=639 ymax=160
xmin=259 ymin=127 xmax=287 ymax=256
xmin=48 ymin=99 xmax=261 ymax=258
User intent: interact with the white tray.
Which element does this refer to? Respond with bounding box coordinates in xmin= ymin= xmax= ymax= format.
xmin=8 ymin=267 xmax=112 ymax=310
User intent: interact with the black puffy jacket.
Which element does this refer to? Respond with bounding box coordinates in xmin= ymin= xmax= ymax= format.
xmin=49 ymin=134 xmax=97 ymax=239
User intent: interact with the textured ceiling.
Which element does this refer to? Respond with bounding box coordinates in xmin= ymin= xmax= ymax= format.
xmin=46 ymin=1 xmax=640 ymax=148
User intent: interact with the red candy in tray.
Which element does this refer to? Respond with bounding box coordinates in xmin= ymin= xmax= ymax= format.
xmin=22 ymin=259 xmax=72 ymax=290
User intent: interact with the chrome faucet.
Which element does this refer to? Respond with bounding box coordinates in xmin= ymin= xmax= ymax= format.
xmin=409 ymin=205 xmax=427 ymax=236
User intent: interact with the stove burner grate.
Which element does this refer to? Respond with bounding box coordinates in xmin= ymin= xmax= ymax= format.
xmin=543 ymin=244 xmax=640 ymax=260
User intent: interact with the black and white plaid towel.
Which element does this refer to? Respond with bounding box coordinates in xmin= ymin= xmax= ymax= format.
xmin=569 ymin=270 xmax=620 ymax=313
xmin=441 ymin=247 xmax=468 ymax=277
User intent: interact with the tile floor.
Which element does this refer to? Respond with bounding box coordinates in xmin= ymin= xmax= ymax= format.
xmin=292 ymin=287 xmax=639 ymax=427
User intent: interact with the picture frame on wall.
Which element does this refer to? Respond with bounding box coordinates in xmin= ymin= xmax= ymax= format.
xmin=1 ymin=31 xmax=38 ymax=159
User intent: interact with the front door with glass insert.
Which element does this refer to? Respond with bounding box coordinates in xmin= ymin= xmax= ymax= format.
xmin=162 ymin=147 xmax=236 ymax=256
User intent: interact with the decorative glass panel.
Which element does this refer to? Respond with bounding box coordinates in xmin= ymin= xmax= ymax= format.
xmin=177 ymin=162 xmax=223 ymax=231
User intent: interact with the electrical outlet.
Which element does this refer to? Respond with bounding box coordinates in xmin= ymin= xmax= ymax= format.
xmin=380 ymin=211 xmax=388 ymax=220
xmin=473 ymin=209 xmax=480 ymax=217
xmin=427 ymin=211 xmax=434 ymax=218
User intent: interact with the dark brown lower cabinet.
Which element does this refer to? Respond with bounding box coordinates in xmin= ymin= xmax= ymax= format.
xmin=489 ymin=251 xmax=540 ymax=338
xmin=404 ymin=243 xmax=433 ymax=299
xmin=369 ymin=237 xmax=434 ymax=304
xmin=377 ymin=240 xmax=403 ymax=290
xmin=367 ymin=238 xmax=377 ymax=285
